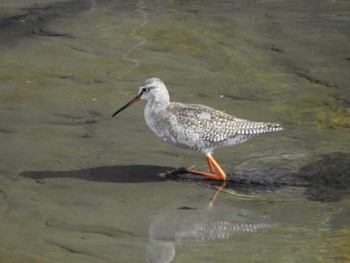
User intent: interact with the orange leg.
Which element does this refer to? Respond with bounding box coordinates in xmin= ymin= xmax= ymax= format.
xmin=186 ymin=153 xmax=227 ymax=181
xmin=206 ymin=156 xmax=215 ymax=173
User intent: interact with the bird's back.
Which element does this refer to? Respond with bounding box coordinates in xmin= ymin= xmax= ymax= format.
xmin=166 ymin=102 xmax=283 ymax=152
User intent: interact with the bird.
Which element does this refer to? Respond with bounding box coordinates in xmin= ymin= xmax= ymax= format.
xmin=112 ymin=78 xmax=283 ymax=181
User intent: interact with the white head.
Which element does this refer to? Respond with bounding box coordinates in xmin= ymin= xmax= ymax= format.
xmin=112 ymin=78 xmax=169 ymax=117
xmin=137 ymin=78 xmax=169 ymax=103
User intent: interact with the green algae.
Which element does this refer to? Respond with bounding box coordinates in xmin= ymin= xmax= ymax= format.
xmin=316 ymin=95 xmax=350 ymax=129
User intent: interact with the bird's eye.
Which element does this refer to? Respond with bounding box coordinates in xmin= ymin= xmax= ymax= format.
xmin=142 ymin=87 xmax=150 ymax=93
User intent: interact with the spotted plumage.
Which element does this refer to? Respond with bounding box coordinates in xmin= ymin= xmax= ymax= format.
xmin=113 ymin=78 xmax=284 ymax=181
xmin=167 ymin=103 xmax=281 ymax=150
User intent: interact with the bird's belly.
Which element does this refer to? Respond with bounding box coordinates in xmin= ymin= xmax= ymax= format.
xmin=145 ymin=116 xmax=205 ymax=152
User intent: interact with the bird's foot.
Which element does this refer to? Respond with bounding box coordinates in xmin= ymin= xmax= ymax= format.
xmin=158 ymin=167 xmax=190 ymax=178
xmin=185 ymin=168 xmax=226 ymax=181
xmin=159 ymin=164 xmax=226 ymax=182
xmin=185 ymin=154 xmax=227 ymax=181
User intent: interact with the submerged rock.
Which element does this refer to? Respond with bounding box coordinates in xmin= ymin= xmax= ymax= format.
xmin=298 ymin=152 xmax=350 ymax=201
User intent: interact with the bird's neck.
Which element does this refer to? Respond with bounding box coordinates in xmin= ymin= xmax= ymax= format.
xmin=146 ymin=98 xmax=169 ymax=114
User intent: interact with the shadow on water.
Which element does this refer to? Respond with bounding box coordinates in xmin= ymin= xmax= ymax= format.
xmin=20 ymin=165 xmax=171 ymax=183
xmin=19 ymin=164 xmax=286 ymax=192
xmin=18 ymin=164 xmax=279 ymax=206
xmin=18 ymin=164 xmax=273 ymax=201
xmin=19 ymin=152 xmax=350 ymax=201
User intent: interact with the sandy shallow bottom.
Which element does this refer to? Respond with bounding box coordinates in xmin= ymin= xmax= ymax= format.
xmin=0 ymin=0 xmax=349 ymax=262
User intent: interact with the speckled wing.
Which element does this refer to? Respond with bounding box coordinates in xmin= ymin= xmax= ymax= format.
xmin=168 ymin=103 xmax=282 ymax=144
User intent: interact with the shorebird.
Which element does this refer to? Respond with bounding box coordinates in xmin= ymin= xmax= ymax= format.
xmin=113 ymin=78 xmax=283 ymax=181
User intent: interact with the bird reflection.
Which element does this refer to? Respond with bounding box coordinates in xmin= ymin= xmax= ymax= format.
xmin=146 ymin=186 xmax=278 ymax=263
xmin=209 ymin=181 xmax=226 ymax=207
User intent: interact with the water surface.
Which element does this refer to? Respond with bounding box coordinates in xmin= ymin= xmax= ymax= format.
xmin=0 ymin=0 xmax=349 ymax=262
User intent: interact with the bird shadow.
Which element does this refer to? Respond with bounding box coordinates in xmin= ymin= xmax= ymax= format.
xmin=19 ymin=164 xmax=236 ymax=189
xmin=19 ymin=152 xmax=350 ymax=202
xmin=19 ymin=165 xmax=172 ymax=183
xmin=18 ymin=164 xmax=276 ymax=195
xmin=18 ymin=164 xmax=263 ymax=206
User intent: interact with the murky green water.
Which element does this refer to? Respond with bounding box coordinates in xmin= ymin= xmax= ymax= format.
xmin=0 ymin=0 xmax=349 ymax=262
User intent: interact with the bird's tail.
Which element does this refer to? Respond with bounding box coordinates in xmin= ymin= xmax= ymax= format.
xmin=236 ymin=121 xmax=284 ymax=136
xmin=265 ymin=123 xmax=284 ymax=133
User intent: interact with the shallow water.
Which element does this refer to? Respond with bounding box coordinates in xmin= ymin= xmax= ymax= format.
xmin=0 ymin=0 xmax=349 ymax=262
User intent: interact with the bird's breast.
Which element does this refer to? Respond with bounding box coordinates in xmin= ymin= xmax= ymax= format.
xmin=144 ymin=104 xmax=172 ymax=141
xmin=144 ymin=104 xmax=204 ymax=151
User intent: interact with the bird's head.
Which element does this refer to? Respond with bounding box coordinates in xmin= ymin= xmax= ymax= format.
xmin=112 ymin=78 xmax=169 ymax=117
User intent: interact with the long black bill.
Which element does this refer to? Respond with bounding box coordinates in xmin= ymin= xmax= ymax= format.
xmin=112 ymin=95 xmax=141 ymax=117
